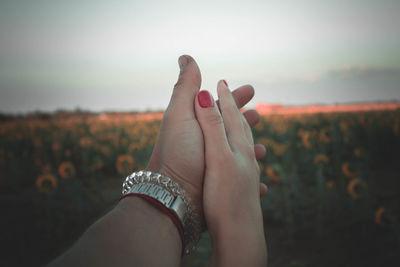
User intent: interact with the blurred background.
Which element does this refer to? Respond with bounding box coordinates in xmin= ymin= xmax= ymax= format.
xmin=0 ymin=0 xmax=399 ymax=266
xmin=1 ymin=0 xmax=400 ymax=113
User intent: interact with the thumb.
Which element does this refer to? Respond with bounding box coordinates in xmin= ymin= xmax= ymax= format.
xmin=195 ymin=90 xmax=231 ymax=163
xmin=168 ymin=55 xmax=202 ymax=115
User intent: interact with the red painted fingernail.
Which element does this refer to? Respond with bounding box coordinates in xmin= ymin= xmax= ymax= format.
xmin=223 ymin=80 xmax=228 ymax=87
xmin=198 ymin=91 xmax=214 ymax=108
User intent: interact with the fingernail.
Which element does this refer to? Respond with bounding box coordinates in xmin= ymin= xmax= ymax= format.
xmin=223 ymin=80 xmax=228 ymax=87
xmin=198 ymin=90 xmax=214 ymax=108
xmin=178 ymin=55 xmax=188 ymax=70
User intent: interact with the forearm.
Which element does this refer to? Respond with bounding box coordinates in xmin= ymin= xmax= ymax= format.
xmin=211 ymin=227 xmax=267 ymax=267
xmin=47 ymin=197 xmax=182 ymax=267
xmin=210 ymin=203 xmax=267 ymax=267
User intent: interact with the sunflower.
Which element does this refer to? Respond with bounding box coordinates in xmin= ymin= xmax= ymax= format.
xmin=375 ymin=207 xmax=385 ymax=225
xmin=318 ymin=129 xmax=332 ymax=143
xmin=347 ymin=178 xmax=366 ymax=199
xmin=265 ymin=167 xmax=280 ymax=182
xmin=51 ymin=142 xmax=60 ymax=151
xmin=273 ymin=143 xmax=288 ymax=156
xmin=33 ymin=138 xmax=42 ymax=148
xmin=326 ymin=180 xmax=335 ymax=190
xmin=58 ymin=161 xmax=76 ymax=179
xmin=90 ymin=156 xmax=104 ymax=171
xmin=42 ymin=164 xmax=52 ymax=173
xmin=116 ymin=154 xmax=135 ymax=175
xmin=394 ymin=120 xmax=399 ymax=136
xmin=64 ymin=149 xmax=72 ymax=157
xmin=36 ymin=173 xmax=57 ymax=194
xmin=119 ymin=137 xmax=128 ymax=147
xmin=79 ymin=136 xmax=94 ymax=148
xmin=339 ymin=121 xmax=349 ymax=133
xmin=313 ymin=154 xmax=330 ymax=165
xmin=257 ymin=137 xmax=288 ymax=156
xmin=128 ymin=142 xmax=140 ymax=152
xmin=100 ymin=145 xmax=111 ymax=156
xmin=297 ymin=129 xmax=312 ymax=148
xmin=354 ymin=148 xmax=361 ymax=158
xmin=271 ymin=120 xmax=290 ymax=134
xmin=342 ymin=162 xmax=357 ymax=178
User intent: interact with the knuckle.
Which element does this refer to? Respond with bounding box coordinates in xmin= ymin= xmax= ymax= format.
xmin=173 ymin=78 xmax=184 ymax=90
xmin=245 ymin=145 xmax=256 ymax=160
xmin=255 ymin=160 xmax=261 ymax=175
xmin=224 ymin=103 xmax=239 ymax=118
xmin=202 ymin=112 xmax=223 ymax=127
xmin=242 ymin=116 xmax=251 ymax=131
xmin=237 ymin=141 xmax=256 ymax=160
xmin=173 ymin=71 xmax=201 ymax=91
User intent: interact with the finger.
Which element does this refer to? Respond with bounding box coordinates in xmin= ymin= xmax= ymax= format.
xmin=167 ymin=55 xmax=202 ymax=117
xmin=216 ymin=84 xmax=254 ymax=110
xmin=217 ymin=80 xmax=247 ymax=146
xmin=243 ymin=109 xmax=260 ymax=128
xmin=240 ymin=110 xmax=255 ymax=144
xmin=260 ymin=183 xmax=268 ymax=197
xmin=194 ymin=90 xmax=231 ymax=162
xmin=254 ymin=144 xmax=266 ymax=160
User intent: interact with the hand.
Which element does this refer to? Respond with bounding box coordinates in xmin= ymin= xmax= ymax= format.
xmin=194 ymin=81 xmax=267 ymax=266
xmin=146 ymin=55 xmax=266 ymax=224
xmin=47 ymin=56 xmax=267 ymax=267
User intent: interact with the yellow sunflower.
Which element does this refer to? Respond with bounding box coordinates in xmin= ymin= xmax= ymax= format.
xmin=79 ymin=136 xmax=94 ymax=148
xmin=116 ymin=154 xmax=135 ymax=175
xmin=58 ymin=161 xmax=76 ymax=179
xmin=297 ymin=129 xmax=312 ymax=148
xmin=313 ymin=154 xmax=330 ymax=165
xmin=265 ymin=167 xmax=280 ymax=182
xmin=319 ymin=128 xmax=332 ymax=144
xmin=354 ymin=148 xmax=361 ymax=158
xmin=375 ymin=207 xmax=385 ymax=225
xmin=342 ymin=162 xmax=357 ymax=179
xmin=36 ymin=174 xmax=57 ymax=194
xmin=347 ymin=178 xmax=366 ymax=199
xmin=326 ymin=180 xmax=335 ymax=190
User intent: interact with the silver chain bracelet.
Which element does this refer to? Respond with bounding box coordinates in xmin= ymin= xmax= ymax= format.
xmin=122 ymin=170 xmax=201 ymax=255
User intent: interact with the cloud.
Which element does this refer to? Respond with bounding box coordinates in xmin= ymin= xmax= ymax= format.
xmin=253 ymin=67 xmax=400 ymax=106
xmin=2 ymin=65 xmax=400 ymax=114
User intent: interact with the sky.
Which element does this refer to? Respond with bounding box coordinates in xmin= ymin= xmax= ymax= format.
xmin=0 ymin=0 xmax=399 ymax=113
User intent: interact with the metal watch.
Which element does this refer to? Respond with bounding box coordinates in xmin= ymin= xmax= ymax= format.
xmin=127 ymin=183 xmax=187 ymax=225
xmin=121 ymin=171 xmax=201 ymax=255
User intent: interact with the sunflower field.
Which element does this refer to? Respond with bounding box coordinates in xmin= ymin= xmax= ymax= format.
xmin=0 ymin=109 xmax=399 ymax=267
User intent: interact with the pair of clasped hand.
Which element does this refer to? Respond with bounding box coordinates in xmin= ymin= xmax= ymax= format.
xmin=145 ymin=55 xmax=268 ymax=266
xmin=48 ymin=55 xmax=268 ymax=267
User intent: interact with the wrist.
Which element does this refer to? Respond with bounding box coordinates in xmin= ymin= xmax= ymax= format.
xmin=121 ymin=170 xmax=202 ymax=254
xmin=210 ymin=210 xmax=264 ymax=245
xmin=210 ymin=219 xmax=267 ymax=267
xmin=145 ymin=164 xmax=204 ymax=227
xmin=117 ymin=197 xmax=182 ymax=250
xmin=207 ymin=189 xmax=262 ymax=230
xmin=207 ymin=197 xmax=266 ymax=261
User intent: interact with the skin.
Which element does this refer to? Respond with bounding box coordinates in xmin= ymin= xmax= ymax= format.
xmin=47 ymin=55 xmax=267 ymax=267
xmin=195 ymin=82 xmax=268 ymax=267
xmin=146 ymin=55 xmax=267 ymax=223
